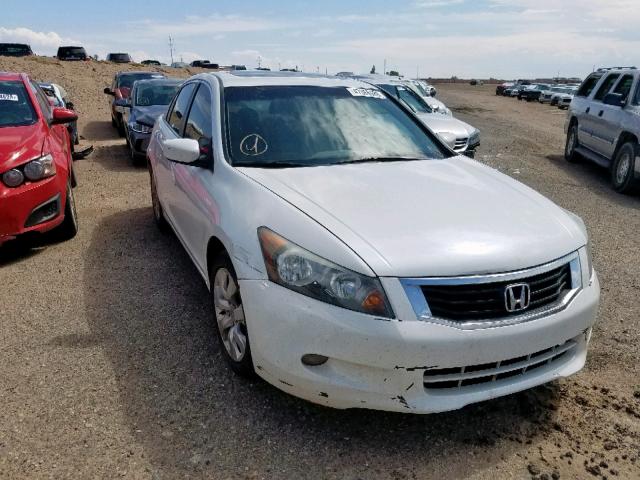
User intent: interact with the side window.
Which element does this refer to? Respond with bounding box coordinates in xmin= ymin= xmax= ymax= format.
xmin=576 ymin=75 xmax=602 ymax=97
xmin=593 ymin=74 xmax=620 ymax=101
xmin=167 ymin=83 xmax=197 ymax=135
xmin=183 ymin=85 xmax=213 ymax=153
xmin=30 ymin=81 xmax=52 ymax=120
xmin=635 ymin=81 xmax=640 ymax=105
xmin=613 ymin=74 xmax=634 ymax=101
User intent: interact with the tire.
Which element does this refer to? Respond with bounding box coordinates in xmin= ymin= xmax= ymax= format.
xmin=117 ymin=118 xmax=125 ymax=137
xmin=111 ymin=115 xmax=117 ymax=128
xmin=149 ymin=166 xmax=170 ymax=232
xmin=611 ymin=142 xmax=639 ymax=194
xmin=564 ymin=123 xmax=582 ymax=163
xmin=70 ymin=165 xmax=78 ymax=188
xmin=55 ymin=182 xmax=78 ymax=240
xmin=210 ymin=253 xmax=255 ymax=377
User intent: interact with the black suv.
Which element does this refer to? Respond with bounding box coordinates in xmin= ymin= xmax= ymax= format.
xmin=191 ymin=60 xmax=219 ymax=69
xmin=107 ymin=53 xmax=132 ymax=63
xmin=57 ymin=46 xmax=88 ymax=61
xmin=0 ymin=43 xmax=33 ymax=57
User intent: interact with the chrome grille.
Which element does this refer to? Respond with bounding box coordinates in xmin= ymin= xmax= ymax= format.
xmin=423 ymin=338 xmax=577 ymax=390
xmin=419 ymin=263 xmax=571 ymax=322
xmin=454 ymin=138 xmax=468 ymax=151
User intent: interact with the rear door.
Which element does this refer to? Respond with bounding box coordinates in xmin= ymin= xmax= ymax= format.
xmin=582 ymin=73 xmax=619 ymax=155
xmin=572 ymin=74 xmax=602 ymax=148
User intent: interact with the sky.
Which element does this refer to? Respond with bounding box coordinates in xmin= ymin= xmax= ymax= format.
xmin=0 ymin=0 xmax=638 ymax=79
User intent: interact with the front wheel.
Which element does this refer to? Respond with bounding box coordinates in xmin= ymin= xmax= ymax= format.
xmin=611 ymin=142 xmax=639 ymax=194
xmin=55 ymin=182 xmax=78 ymax=240
xmin=210 ymin=254 xmax=255 ymax=377
xmin=564 ymin=124 xmax=581 ymax=163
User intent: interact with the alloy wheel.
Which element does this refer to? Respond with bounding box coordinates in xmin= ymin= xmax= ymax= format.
xmin=616 ymin=151 xmax=631 ymax=185
xmin=213 ymin=268 xmax=247 ymax=362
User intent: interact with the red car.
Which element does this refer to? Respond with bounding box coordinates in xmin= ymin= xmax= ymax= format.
xmin=0 ymin=72 xmax=79 ymax=245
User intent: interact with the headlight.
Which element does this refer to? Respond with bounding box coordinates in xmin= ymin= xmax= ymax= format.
xmin=583 ymin=243 xmax=593 ymax=281
xmin=1 ymin=154 xmax=55 ymax=188
xmin=2 ymin=169 xmax=24 ymax=187
xmin=131 ymin=122 xmax=153 ymax=134
xmin=24 ymin=154 xmax=56 ymax=181
xmin=468 ymin=130 xmax=480 ymax=146
xmin=258 ymin=227 xmax=394 ymax=318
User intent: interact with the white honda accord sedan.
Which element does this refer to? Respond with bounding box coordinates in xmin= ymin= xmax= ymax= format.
xmin=146 ymin=71 xmax=600 ymax=413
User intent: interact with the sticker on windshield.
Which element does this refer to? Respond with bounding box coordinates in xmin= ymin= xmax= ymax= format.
xmin=0 ymin=93 xmax=19 ymax=102
xmin=240 ymin=134 xmax=268 ymax=156
xmin=346 ymin=87 xmax=385 ymax=99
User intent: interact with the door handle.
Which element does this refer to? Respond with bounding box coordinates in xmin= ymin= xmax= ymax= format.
xmin=586 ymin=107 xmax=590 ymax=114
xmin=598 ymin=110 xmax=604 ymax=117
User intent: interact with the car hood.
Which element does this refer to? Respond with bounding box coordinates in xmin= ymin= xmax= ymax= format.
xmin=0 ymin=124 xmax=45 ymax=172
xmin=415 ymin=113 xmax=476 ymax=138
xmin=239 ymin=157 xmax=587 ymax=277
xmin=130 ymin=105 xmax=167 ymax=125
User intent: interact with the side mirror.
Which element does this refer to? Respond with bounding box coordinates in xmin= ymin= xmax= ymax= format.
xmin=603 ymin=92 xmax=625 ymax=107
xmin=162 ymin=138 xmax=201 ymax=164
xmin=114 ymin=98 xmax=131 ymax=108
xmin=51 ymin=108 xmax=78 ymax=125
xmin=103 ymin=87 xmax=114 ymax=96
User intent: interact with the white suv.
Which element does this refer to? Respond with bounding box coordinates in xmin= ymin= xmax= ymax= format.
xmin=147 ymin=71 xmax=600 ymax=413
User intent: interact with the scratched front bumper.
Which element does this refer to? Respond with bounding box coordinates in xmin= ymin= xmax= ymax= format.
xmin=239 ymin=274 xmax=599 ymax=413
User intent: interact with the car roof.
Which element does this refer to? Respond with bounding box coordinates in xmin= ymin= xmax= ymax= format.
xmin=133 ymin=78 xmax=182 ymax=87
xmin=205 ymin=71 xmax=377 ymax=89
xmin=0 ymin=71 xmax=26 ymax=81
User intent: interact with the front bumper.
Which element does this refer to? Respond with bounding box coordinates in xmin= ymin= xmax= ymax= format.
xmin=128 ymin=130 xmax=151 ymax=156
xmin=241 ymin=273 xmax=599 ymax=413
xmin=0 ymin=175 xmax=66 ymax=244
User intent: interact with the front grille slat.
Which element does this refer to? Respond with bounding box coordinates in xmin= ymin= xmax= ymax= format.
xmin=421 ymin=263 xmax=571 ymax=322
xmin=424 ymin=338 xmax=577 ymax=390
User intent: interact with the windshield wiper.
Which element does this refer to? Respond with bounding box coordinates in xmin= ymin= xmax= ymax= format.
xmin=235 ymin=161 xmax=311 ymax=169
xmin=337 ymin=156 xmax=428 ymax=165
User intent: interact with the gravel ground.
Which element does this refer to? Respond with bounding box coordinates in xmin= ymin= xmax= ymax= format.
xmin=0 ymin=60 xmax=639 ymax=479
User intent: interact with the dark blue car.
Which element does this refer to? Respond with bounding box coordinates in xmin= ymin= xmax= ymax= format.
xmin=119 ymin=78 xmax=182 ymax=164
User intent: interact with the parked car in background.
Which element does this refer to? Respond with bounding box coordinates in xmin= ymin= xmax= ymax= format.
xmin=38 ymin=82 xmax=79 ymax=148
xmin=142 ymin=60 xmax=162 ymax=66
xmin=565 ymin=67 xmax=640 ymax=193
xmin=106 ymin=53 xmax=132 ymax=63
xmin=352 ymin=75 xmax=480 ymax=156
xmin=191 ymin=60 xmax=219 ymax=69
xmin=558 ymin=87 xmax=578 ymax=109
xmin=171 ymin=62 xmax=189 ymax=68
xmin=539 ymin=86 xmax=566 ymax=104
xmin=56 ymin=46 xmax=88 ymax=61
xmin=0 ymin=43 xmax=33 ymax=57
xmin=496 ymin=82 xmax=514 ymax=95
xmin=405 ymin=80 xmax=452 ymax=115
xmin=103 ymin=71 xmax=166 ymax=136
xmin=0 ymin=72 xmax=79 ymax=244
xmin=118 ymin=78 xmax=181 ymax=164
xmin=518 ymin=84 xmax=549 ymax=102
xmin=147 ymin=71 xmax=598 ymax=414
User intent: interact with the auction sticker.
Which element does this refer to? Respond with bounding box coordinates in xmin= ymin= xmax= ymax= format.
xmin=346 ymin=87 xmax=385 ymax=99
xmin=0 ymin=93 xmax=19 ymax=101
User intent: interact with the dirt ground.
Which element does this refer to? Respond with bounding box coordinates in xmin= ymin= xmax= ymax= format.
xmin=0 ymin=58 xmax=639 ymax=480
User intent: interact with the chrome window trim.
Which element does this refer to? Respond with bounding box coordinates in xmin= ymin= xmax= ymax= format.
xmin=400 ymin=251 xmax=582 ymax=330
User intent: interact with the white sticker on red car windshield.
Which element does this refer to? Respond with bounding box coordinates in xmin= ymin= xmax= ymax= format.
xmin=346 ymin=87 xmax=385 ymax=99
xmin=0 ymin=93 xmax=19 ymax=101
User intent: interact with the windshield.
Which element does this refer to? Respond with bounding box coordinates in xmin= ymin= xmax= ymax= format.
xmin=135 ymin=83 xmax=180 ymax=106
xmin=378 ymin=84 xmax=433 ymax=113
xmin=118 ymin=73 xmax=164 ymax=90
xmin=0 ymin=81 xmax=37 ymax=128
xmin=225 ymin=85 xmax=448 ymax=168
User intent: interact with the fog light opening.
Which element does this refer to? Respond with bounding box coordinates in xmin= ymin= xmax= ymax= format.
xmin=301 ymin=354 xmax=328 ymax=366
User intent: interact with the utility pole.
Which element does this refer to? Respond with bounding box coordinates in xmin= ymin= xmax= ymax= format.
xmin=383 ymin=58 xmax=387 ymax=75
xmin=168 ymin=37 xmax=175 ymax=65
xmin=257 ymin=55 xmax=262 ymax=68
